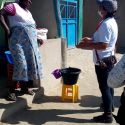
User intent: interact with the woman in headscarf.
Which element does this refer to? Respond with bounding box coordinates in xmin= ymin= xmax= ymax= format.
xmin=0 ymin=0 xmax=43 ymax=101
xmin=76 ymin=0 xmax=118 ymax=123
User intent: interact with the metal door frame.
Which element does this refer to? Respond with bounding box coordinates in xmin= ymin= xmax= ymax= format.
xmin=60 ymin=0 xmax=78 ymax=48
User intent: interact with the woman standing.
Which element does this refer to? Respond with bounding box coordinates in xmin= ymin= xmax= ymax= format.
xmin=76 ymin=0 xmax=118 ymax=123
xmin=0 ymin=0 xmax=43 ymax=101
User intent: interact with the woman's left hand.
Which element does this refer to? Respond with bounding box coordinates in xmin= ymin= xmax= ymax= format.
xmin=81 ymin=37 xmax=92 ymax=42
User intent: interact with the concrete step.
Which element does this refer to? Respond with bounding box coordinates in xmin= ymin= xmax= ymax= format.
xmin=0 ymin=87 xmax=44 ymax=122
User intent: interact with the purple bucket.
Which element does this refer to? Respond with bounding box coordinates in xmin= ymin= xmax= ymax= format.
xmin=52 ymin=69 xmax=61 ymax=79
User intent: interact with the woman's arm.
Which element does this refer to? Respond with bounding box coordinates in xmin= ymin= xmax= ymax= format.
xmin=0 ymin=3 xmax=16 ymax=37
xmin=76 ymin=37 xmax=108 ymax=50
xmin=0 ymin=9 xmax=10 ymax=36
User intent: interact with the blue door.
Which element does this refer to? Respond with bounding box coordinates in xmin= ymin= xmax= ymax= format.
xmin=60 ymin=0 xmax=78 ymax=48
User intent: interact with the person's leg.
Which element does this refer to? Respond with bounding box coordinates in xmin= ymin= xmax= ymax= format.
xmin=93 ymin=65 xmax=113 ymax=123
xmin=20 ymin=81 xmax=34 ymax=95
xmin=100 ymin=87 xmax=114 ymax=111
xmin=27 ymin=80 xmax=34 ymax=88
xmin=6 ymin=80 xmax=17 ymax=101
xmin=110 ymin=87 xmax=115 ymax=111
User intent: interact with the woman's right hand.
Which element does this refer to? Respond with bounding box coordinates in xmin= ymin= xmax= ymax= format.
xmin=7 ymin=29 xmax=11 ymax=37
xmin=76 ymin=37 xmax=92 ymax=49
xmin=37 ymin=39 xmax=44 ymax=46
xmin=76 ymin=41 xmax=87 ymax=49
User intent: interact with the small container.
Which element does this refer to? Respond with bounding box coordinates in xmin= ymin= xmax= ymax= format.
xmin=52 ymin=69 xmax=61 ymax=79
xmin=5 ymin=51 xmax=14 ymax=64
xmin=37 ymin=28 xmax=48 ymax=40
xmin=61 ymin=67 xmax=81 ymax=85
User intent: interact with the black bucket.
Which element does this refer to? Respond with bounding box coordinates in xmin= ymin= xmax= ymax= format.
xmin=61 ymin=67 xmax=81 ymax=85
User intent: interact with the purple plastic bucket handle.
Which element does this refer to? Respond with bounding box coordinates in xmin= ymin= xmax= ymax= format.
xmin=52 ymin=69 xmax=61 ymax=79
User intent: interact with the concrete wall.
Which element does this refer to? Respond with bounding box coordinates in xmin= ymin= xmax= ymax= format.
xmin=83 ymin=0 xmax=99 ymax=37
xmin=39 ymin=38 xmax=67 ymax=95
xmin=83 ymin=0 xmax=125 ymax=52
xmin=116 ymin=0 xmax=125 ymax=51
xmin=31 ymin=0 xmax=58 ymax=39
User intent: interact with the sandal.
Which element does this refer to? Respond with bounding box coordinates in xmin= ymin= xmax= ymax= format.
xmin=26 ymin=90 xmax=34 ymax=95
xmin=93 ymin=113 xmax=113 ymax=123
xmin=20 ymin=89 xmax=34 ymax=95
xmin=5 ymin=92 xmax=17 ymax=101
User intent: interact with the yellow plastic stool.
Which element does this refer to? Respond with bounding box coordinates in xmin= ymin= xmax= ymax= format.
xmin=61 ymin=84 xmax=79 ymax=102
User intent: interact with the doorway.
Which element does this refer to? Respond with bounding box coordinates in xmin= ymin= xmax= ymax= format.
xmin=60 ymin=0 xmax=78 ymax=48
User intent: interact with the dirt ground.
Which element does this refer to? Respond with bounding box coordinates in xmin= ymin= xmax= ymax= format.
xmin=1 ymin=48 xmax=124 ymax=125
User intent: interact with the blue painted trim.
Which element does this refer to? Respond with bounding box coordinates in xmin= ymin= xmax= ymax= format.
xmin=60 ymin=0 xmax=78 ymax=47
xmin=62 ymin=0 xmax=77 ymax=3
xmin=53 ymin=0 xmax=63 ymax=37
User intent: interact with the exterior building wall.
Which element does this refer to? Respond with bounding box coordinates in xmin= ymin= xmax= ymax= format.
xmin=31 ymin=0 xmax=58 ymax=39
xmin=83 ymin=0 xmax=125 ymax=52
xmin=39 ymin=38 xmax=67 ymax=95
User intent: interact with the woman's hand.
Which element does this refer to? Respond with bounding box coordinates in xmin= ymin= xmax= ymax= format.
xmin=76 ymin=37 xmax=92 ymax=49
xmin=76 ymin=41 xmax=87 ymax=48
xmin=37 ymin=39 xmax=44 ymax=46
xmin=6 ymin=28 xmax=11 ymax=37
xmin=81 ymin=37 xmax=92 ymax=42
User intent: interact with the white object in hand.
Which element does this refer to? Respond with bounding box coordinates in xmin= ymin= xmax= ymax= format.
xmin=37 ymin=28 xmax=48 ymax=40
